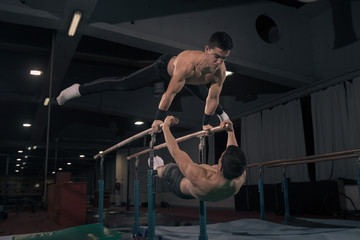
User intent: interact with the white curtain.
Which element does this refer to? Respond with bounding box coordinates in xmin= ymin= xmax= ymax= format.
xmin=241 ymin=100 xmax=308 ymax=185
xmin=311 ymin=77 xmax=360 ymax=181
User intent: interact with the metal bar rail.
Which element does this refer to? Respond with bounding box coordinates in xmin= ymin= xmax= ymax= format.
xmin=248 ymin=149 xmax=360 ymax=223
xmin=127 ymin=124 xmax=230 ymax=160
xmin=94 ymin=124 xmax=165 ymax=160
xmin=247 ymin=148 xmax=360 ymax=168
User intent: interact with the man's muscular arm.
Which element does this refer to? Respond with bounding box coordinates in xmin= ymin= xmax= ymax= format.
xmin=162 ymin=116 xmax=206 ymax=183
xmin=152 ymin=58 xmax=190 ymax=130
xmin=220 ymin=119 xmax=238 ymax=147
xmin=202 ymin=75 xmax=225 ymax=130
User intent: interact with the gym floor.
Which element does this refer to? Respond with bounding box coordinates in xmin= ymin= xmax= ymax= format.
xmin=1 ymin=206 xmax=359 ymax=239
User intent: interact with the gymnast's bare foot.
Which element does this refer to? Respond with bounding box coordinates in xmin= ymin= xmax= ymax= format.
xmin=56 ymin=83 xmax=81 ymax=105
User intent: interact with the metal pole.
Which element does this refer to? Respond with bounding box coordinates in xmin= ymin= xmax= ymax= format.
xmin=357 ymin=154 xmax=360 ymax=205
xmin=147 ymin=133 xmax=156 ymax=240
xmin=258 ymin=167 xmax=266 ymax=220
xmin=2 ymin=156 xmax=9 ymax=216
xmin=282 ymin=166 xmax=290 ymax=223
xmin=198 ymin=136 xmax=208 ymax=240
xmin=43 ymin=32 xmax=55 ymax=206
xmin=132 ymin=157 xmax=140 ymax=237
xmin=98 ymin=156 xmax=104 ymax=226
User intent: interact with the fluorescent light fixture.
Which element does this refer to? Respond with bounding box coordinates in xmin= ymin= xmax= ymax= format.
xmin=52 ymin=171 xmax=56 ymax=174
xmin=226 ymin=71 xmax=233 ymax=76
xmin=16 ymin=164 xmax=20 ymax=167
xmin=68 ymin=11 xmax=82 ymax=37
xmin=23 ymin=123 xmax=31 ymax=127
xmin=297 ymin=0 xmax=317 ymax=2
xmin=43 ymin=98 xmax=50 ymax=106
xmin=99 ymin=151 xmax=103 ymax=154
xmin=58 ymin=167 xmax=63 ymax=171
xmin=30 ymin=70 xmax=42 ymax=76
xmin=134 ymin=121 xmax=144 ymax=125
xmin=79 ymin=154 xmax=85 ymax=158
xmin=18 ymin=150 xmax=23 ymax=153
xmin=67 ymin=162 xmax=72 ymax=166
xmin=15 ymin=170 xmax=19 ymax=173
xmin=17 ymin=158 xmax=21 ymax=161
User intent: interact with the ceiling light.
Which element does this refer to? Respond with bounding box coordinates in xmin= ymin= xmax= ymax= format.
xmin=134 ymin=121 xmax=144 ymax=125
xmin=27 ymin=147 xmax=31 ymax=150
xmin=99 ymin=151 xmax=103 ymax=154
xmin=43 ymin=98 xmax=50 ymax=106
xmin=16 ymin=164 xmax=20 ymax=167
xmin=23 ymin=162 xmax=26 ymax=165
xmin=25 ymin=156 xmax=28 ymax=158
xmin=52 ymin=171 xmax=56 ymax=174
xmin=15 ymin=170 xmax=19 ymax=173
xmin=226 ymin=71 xmax=233 ymax=76
xmin=23 ymin=123 xmax=31 ymax=127
xmin=58 ymin=167 xmax=63 ymax=171
xmin=18 ymin=150 xmax=23 ymax=153
xmin=17 ymin=158 xmax=21 ymax=161
xmin=79 ymin=154 xmax=85 ymax=158
xmin=67 ymin=162 xmax=72 ymax=165
xmin=33 ymin=146 xmax=37 ymax=150
xmin=30 ymin=70 xmax=43 ymax=76
xmin=68 ymin=10 xmax=82 ymax=37
xmin=297 ymin=0 xmax=317 ymax=2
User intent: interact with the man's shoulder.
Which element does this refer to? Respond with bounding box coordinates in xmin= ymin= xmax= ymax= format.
xmin=178 ymin=50 xmax=204 ymax=59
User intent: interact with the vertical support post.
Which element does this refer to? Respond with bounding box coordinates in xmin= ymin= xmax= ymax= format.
xmin=133 ymin=157 xmax=140 ymax=237
xmin=282 ymin=166 xmax=290 ymax=224
xmin=198 ymin=136 xmax=208 ymax=240
xmin=258 ymin=166 xmax=266 ymax=220
xmin=2 ymin=156 xmax=9 ymax=216
xmin=147 ymin=133 xmax=156 ymax=240
xmin=199 ymin=200 xmax=207 ymax=240
xmin=357 ymin=154 xmax=360 ymax=204
xmin=98 ymin=156 xmax=104 ymax=226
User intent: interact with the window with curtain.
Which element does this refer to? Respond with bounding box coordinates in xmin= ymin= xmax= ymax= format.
xmin=241 ymin=100 xmax=308 ymax=185
xmin=311 ymin=76 xmax=360 ymax=181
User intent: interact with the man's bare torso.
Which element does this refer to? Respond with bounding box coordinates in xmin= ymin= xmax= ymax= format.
xmin=167 ymin=50 xmax=224 ymax=86
xmin=180 ymin=164 xmax=244 ymax=202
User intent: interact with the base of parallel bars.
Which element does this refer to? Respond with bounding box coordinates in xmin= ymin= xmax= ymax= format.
xmin=282 ymin=177 xmax=291 ymax=224
xmin=147 ymin=169 xmax=156 ymax=240
xmin=132 ymin=179 xmax=141 ymax=237
xmin=199 ymin=200 xmax=208 ymax=240
xmin=98 ymin=179 xmax=104 ymax=226
xmin=258 ymin=179 xmax=266 ymax=220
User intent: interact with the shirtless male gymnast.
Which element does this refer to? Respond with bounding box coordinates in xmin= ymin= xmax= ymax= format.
xmin=152 ymin=116 xmax=247 ymax=202
xmin=56 ymin=32 xmax=233 ymax=130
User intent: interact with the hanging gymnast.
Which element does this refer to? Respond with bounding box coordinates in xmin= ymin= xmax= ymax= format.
xmin=152 ymin=115 xmax=247 ymax=202
xmin=56 ymin=32 xmax=233 ymax=130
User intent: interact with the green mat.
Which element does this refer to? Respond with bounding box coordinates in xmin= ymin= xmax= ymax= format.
xmin=13 ymin=223 xmax=122 ymax=240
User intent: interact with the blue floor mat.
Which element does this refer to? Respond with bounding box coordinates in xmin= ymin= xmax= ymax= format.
xmin=140 ymin=219 xmax=360 ymax=240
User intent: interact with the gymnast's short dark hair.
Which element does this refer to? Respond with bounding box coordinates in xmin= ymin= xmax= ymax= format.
xmin=221 ymin=145 xmax=247 ymax=180
xmin=208 ymin=32 xmax=233 ymax=51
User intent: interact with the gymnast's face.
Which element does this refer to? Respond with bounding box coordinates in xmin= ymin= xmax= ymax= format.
xmin=205 ymin=46 xmax=231 ymax=71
